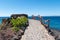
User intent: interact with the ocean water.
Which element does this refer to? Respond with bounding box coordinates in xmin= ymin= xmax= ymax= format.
xmin=0 ymin=17 xmax=9 ymax=24
xmin=43 ymin=16 xmax=60 ymax=30
xmin=0 ymin=16 xmax=60 ymax=31
xmin=29 ymin=16 xmax=60 ymax=31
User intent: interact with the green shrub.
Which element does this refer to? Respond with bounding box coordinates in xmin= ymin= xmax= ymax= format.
xmin=11 ymin=16 xmax=28 ymax=32
xmin=12 ymin=27 xmax=20 ymax=32
xmin=11 ymin=17 xmax=17 ymax=27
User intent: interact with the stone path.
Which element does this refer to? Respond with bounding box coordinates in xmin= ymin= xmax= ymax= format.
xmin=21 ymin=19 xmax=55 ymax=40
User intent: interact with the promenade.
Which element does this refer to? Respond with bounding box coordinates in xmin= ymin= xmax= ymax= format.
xmin=21 ymin=19 xmax=55 ymax=40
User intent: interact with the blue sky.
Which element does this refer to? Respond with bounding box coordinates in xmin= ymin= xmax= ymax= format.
xmin=0 ymin=0 xmax=60 ymax=17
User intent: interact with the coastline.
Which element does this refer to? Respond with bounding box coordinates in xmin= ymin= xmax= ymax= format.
xmin=0 ymin=16 xmax=60 ymax=40
xmin=50 ymin=29 xmax=60 ymax=40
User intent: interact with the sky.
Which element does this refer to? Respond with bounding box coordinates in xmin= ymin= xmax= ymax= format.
xmin=0 ymin=0 xmax=60 ymax=17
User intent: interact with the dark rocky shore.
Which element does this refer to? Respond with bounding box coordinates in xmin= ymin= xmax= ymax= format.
xmin=43 ymin=24 xmax=60 ymax=40
xmin=50 ymin=29 xmax=60 ymax=40
xmin=0 ymin=14 xmax=29 ymax=40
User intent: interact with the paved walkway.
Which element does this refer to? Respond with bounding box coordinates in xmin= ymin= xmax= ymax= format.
xmin=21 ymin=19 xmax=55 ymax=40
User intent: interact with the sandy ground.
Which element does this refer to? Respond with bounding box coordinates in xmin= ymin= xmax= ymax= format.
xmin=21 ymin=19 xmax=55 ymax=40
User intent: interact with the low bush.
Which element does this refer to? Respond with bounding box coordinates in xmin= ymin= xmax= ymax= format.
xmin=11 ymin=16 xmax=28 ymax=32
xmin=12 ymin=27 xmax=20 ymax=32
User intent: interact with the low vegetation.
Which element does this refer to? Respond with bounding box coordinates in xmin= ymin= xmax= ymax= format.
xmin=11 ymin=16 xmax=28 ymax=32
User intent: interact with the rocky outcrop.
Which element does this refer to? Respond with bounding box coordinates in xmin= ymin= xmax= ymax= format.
xmin=51 ymin=29 xmax=60 ymax=40
xmin=0 ymin=14 xmax=29 ymax=40
xmin=0 ymin=28 xmax=24 ymax=40
xmin=21 ymin=19 xmax=55 ymax=40
xmin=11 ymin=14 xmax=28 ymax=19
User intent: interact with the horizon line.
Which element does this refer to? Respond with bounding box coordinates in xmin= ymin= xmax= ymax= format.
xmin=0 ymin=15 xmax=60 ymax=17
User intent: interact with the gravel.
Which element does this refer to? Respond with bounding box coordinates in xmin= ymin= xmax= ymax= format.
xmin=21 ymin=19 xmax=55 ymax=40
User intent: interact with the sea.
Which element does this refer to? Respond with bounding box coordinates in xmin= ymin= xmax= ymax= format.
xmin=0 ymin=16 xmax=60 ymax=31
